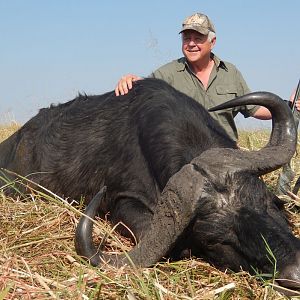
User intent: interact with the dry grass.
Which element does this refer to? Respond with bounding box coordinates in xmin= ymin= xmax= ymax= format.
xmin=0 ymin=122 xmax=19 ymax=142
xmin=1 ymin=123 xmax=300 ymax=299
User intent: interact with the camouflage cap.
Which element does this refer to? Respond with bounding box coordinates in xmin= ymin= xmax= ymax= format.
xmin=179 ymin=13 xmax=216 ymax=35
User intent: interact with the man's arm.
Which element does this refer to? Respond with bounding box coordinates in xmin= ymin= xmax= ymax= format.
xmin=252 ymin=90 xmax=300 ymax=120
xmin=252 ymin=106 xmax=272 ymax=120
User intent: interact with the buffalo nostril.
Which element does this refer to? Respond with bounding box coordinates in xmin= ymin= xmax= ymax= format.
xmin=276 ymin=278 xmax=300 ymax=289
xmin=276 ymin=252 xmax=300 ymax=289
xmin=273 ymin=282 xmax=300 ymax=297
xmin=275 ymin=267 xmax=300 ymax=296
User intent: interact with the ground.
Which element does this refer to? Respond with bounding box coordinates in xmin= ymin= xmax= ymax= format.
xmin=1 ymin=124 xmax=300 ymax=299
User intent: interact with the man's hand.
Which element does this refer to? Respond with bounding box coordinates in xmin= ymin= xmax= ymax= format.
xmin=115 ymin=74 xmax=142 ymax=96
xmin=290 ymin=89 xmax=300 ymax=111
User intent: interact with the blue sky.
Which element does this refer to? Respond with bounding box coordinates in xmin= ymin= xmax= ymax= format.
xmin=0 ymin=1 xmax=299 ymax=129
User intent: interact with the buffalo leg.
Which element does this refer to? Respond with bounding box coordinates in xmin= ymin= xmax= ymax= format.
xmin=110 ymin=195 xmax=154 ymax=241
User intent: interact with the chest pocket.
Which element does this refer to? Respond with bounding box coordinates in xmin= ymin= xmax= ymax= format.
xmin=215 ymin=85 xmax=238 ymax=102
xmin=214 ymin=84 xmax=241 ymax=118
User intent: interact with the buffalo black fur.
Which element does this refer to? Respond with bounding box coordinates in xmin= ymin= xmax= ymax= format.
xmin=1 ymin=78 xmax=299 ymax=279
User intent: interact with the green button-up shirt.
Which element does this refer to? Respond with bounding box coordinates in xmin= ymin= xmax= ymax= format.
xmin=150 ymin=54 xmax=258 ymax=141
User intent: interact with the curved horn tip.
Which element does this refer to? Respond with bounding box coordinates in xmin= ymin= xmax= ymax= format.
xmin=74 ymin=186 xmax=108 ymax=267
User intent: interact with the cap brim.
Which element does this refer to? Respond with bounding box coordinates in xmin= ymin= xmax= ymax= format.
xmin=179 ymin=25 xmax=210 ymax=35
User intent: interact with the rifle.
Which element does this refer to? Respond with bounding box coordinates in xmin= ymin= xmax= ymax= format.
xmin=277 ymin=78 xmax=300 ymax=195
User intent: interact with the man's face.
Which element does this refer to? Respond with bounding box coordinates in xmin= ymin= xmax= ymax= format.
xmin=181 ymin=30 xmax=215 ymax=64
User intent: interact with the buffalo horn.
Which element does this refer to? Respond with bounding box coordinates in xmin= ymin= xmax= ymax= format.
xmin=75 ymin=163 xmax=205 ymax=268
xmin=209 ymin=92 xmax=297 ymax=175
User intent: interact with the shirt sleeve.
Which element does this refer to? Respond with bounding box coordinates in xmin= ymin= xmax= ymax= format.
xmin=150 ymin=64 xmax=176 ymax=86
xmin=235 ymin=68 xmax=260 ymax=117
xmin=151 ymin=69 xmax=169 ymax=82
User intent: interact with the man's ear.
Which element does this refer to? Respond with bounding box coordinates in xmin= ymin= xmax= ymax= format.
xmin=211 ymin=36 xmax=216 ymax=48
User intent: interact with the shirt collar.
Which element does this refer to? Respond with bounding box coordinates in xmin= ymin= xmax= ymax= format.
xmin=211 ymin=53 xmax=228 ymax=71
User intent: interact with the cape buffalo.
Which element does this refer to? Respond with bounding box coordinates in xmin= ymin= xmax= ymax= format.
xmin=0 ymin=78 xmax=300 ymax=290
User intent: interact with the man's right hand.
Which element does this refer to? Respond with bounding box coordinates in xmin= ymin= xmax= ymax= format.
xmin=114 ymin=74 xmax=142 ymax=96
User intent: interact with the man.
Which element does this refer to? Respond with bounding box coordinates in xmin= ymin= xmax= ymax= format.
xmin=115 ymin=12 xmax=272 ymax=141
